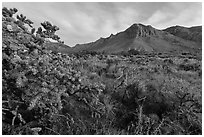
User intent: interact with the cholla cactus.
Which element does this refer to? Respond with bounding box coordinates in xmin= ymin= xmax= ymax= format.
xmin=15 ymin=20 xmax=26 ymax=31
xmin=52 ymin=35 xmax=60 ymax=41
xmin=2 ymin=7 xmax=18 ymax=17
xmin=40 ymin=21 xmax=61 ymax=42
xmin=16 ymin=14 xmax=26 ymax=22
xmin=52 ymin=25 xmax=59 ymax=31
xmin=41 ymin=21 xmax=52 ymax=30
xmin=31 ymin=28 xmax=35 ymax=34
xmin=16 ymin=14 xmax=33 ymax=28
xmin=59 ymin=40 xmax=64 ymax=44
xmin=36 ymin=27 xmax=42 ymax=35
xmin=24 ymin=19 xmax=33 ymax=27
xmin=34 ymin=27 xmax=45 ymax=45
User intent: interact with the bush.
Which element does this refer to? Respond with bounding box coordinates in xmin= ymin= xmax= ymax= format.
xmin=179 ymin=63 xmax=200 ymax=71
xmin=128 ymin=49 xmax=140 ymax=55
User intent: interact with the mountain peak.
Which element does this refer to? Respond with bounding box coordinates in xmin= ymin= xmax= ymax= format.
xmin=125 ymin=23 xmax=158 ymax=38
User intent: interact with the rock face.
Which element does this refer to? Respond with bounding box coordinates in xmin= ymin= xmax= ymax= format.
xmin=125 ymin=23 xmax=159 ymax=38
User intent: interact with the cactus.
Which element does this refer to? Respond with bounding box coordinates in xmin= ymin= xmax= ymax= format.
xmin=10 ymin=8 xmax=18 ymax=15
xmin=24 ymin=19 xmax=33 ymax=27
xmin=40 ymin=21 xmax=61 ymax=42
xmin=52 ymin=35 xmax=60 ymax=41
xmin=36 ymin=27 xmax=42 ymax=35
xmin=2 ymin=7 xmax=11 ymax=17
xmin=16 ymin=14 xmax=33 ymax=28
xmin=31 ymin=28 xmax=35 ymax=34
xmin=15 ymin=20 xmax=26 ymax=31
xmin=59 ymin=40 xmax=64 ymax=44
xmin=17 ymin=14 xmax=26 ymax=22
xmin=16 ymin=14 xmax=28 ymax=31
xmin=41 ymin=21 xmax=52 ymax=30
xmin=2 ymin=7 xmax=18 ymax=17
xmin=52 ymin=25 xmax=59 ymax=31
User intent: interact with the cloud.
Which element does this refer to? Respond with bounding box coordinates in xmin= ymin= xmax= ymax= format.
xmin=144 ymin=2 xmax=202 ymax=29
xmin=2 ymin=2 xmax=202 ymax=46
xmin=146 ymin=10 xmax=170 ymax=24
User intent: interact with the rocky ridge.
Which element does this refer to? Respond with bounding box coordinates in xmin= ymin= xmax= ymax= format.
xmin=125 ymin=23 xmax=159 ymax=38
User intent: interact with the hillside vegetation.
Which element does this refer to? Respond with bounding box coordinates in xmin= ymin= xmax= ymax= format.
xmin=2 ymin=7 xmax=202 ymax=135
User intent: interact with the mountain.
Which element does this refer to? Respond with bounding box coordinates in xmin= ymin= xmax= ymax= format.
xmin=71 ymin=23 xmax=201 ymax=54
xmin=163 ymin=25 xmax=202 ymax=43
xmin=44 ymin=42 xmax=72 ymax=54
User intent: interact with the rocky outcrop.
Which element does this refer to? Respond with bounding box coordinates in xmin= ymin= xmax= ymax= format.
xmin=125 ymin=23 xmax=159 ymax=38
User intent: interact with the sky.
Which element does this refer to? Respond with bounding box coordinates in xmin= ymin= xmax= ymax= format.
xmin=2 ymin=2 xmax=202 ymax=47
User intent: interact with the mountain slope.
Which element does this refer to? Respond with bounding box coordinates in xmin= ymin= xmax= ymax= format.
xmin=72 ymin=23 xmax=201 ymax=54
xmin=44 ymin=42 xmax=72 ymax=54
xmin=163 ymin=25 xmax=202 ymax=43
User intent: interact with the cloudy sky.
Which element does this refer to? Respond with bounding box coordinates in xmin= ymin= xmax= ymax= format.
xmin=3 ymin=2 xmax=202 ymax=47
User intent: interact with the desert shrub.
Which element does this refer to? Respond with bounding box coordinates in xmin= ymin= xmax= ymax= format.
xmin=181 ymin=52 xmax=191 ymax=56
xmin=178 ymin=63 xmax=200 ymax=71
xmin=73 ymin=50 xmax=98 ymax=59
xmin=198 ymin=70 xmax=202 ymax=77
xmin=118 ymin=51 xmax=128 ymax=57
xmin=111 ymin=78 xmax=201 ymax=134
xmin=128 ymin=49 xmax=140 ymax=55
xmin=163 ymin=58 xmax=173 ymax=64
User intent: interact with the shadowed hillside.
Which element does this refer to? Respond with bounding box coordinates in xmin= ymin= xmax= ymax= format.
xmin=163 ymin=25 xmax=202 ymax=43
